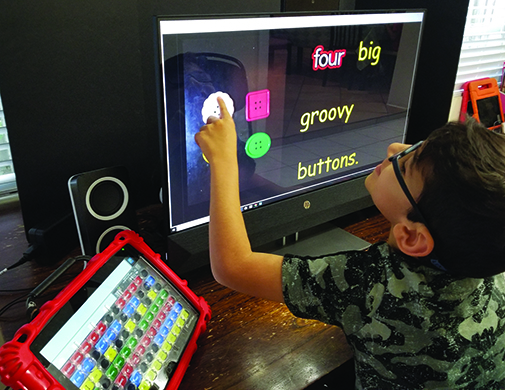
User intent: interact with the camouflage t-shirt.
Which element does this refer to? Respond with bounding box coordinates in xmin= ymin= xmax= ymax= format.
xmin=282 ymin=242 xmax=505 ymax=389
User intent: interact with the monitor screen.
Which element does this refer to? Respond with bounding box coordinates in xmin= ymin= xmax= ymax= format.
xmin=157 ymin=11 xmax=424 ymax=234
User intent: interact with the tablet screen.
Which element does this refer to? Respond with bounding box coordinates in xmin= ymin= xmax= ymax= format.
xmin=31 ymin=245 xmax=200 ymax=390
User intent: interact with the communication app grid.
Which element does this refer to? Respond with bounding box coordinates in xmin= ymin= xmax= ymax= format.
xmin=39 ymin=255 xmax=199 ymax=390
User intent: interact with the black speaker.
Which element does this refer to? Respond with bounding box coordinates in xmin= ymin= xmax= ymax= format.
xmin=68 ymin=166 xmax=138 ymax=255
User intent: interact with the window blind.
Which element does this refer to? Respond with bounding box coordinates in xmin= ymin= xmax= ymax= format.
xmin=0 ymin=94 xmax=16 ymax=195
xmin=454 ymin=0 xmax=505 ymax=92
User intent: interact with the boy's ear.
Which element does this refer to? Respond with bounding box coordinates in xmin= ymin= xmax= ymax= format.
xmin=392 ymin=221 xmax=434 ymax=258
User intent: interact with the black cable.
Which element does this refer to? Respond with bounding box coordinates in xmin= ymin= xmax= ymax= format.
xmin=0 ymin=271 xmax=84 ymax=294
xmin=0 ymin=287 xmax=34 ymax=294
xmin=0 ymin=294 xmax=28 ymax=317
xmin=25 ymin=255 xmax=90 ymax=320
xmin=0 ymin=244 xmax=40 ymax=276
xmin=0 ymin=286 xmax=75 ymax=322
xmin=0 ymin=255 xmax=91 ymax=321
xmin=0 ymin=267 xmax=89 ymax=295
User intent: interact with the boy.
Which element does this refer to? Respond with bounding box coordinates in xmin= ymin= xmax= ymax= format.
xmin=195 ymin=97 xmax=505 ymax=389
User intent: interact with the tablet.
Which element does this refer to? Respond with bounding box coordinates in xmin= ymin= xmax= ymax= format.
xmin=0 ymin=230 xmax=211 ymax=390
xmin=460 ymin=77 xmax=504 ymax=131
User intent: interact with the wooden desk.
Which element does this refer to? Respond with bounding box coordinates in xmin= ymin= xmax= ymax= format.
xmin=0 ymin=194 xmax=389 ymax=389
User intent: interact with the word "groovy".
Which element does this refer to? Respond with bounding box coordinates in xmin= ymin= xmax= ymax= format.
xmin=298 ymin=152 xmax=357 ymax=180
xmin=312 ymin=45 xmax=346 ymax=70
xmin=300 ymin=104 xmax=355 ymax=132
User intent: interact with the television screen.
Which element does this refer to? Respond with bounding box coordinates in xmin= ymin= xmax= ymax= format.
xmin=157 ymin=11 xmax=424 ymax=235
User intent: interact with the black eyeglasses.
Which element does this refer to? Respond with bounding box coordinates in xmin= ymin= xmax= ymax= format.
xmin=388 ymin=141 xmax=427 ymax=225
xmin=388 ymin=141 xmax=447 ymax=272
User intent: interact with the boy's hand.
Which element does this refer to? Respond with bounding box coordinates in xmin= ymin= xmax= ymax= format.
xmin=195 ymin=97 xmax=237 ymax=166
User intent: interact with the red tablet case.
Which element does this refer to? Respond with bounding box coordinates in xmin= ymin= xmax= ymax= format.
xmin=0 ymin=230 xmax=211 ymax=390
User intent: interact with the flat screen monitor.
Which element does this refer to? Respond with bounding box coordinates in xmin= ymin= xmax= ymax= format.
xmin=156 ymin=10 xmax=425 ymax=273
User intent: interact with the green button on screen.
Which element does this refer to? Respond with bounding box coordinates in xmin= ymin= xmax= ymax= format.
xmin=245 ymin=132 xmax=271 ymax=159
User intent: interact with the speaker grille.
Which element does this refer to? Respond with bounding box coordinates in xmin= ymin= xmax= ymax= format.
xmin=85 ymin=176 xmax=129 ymax=221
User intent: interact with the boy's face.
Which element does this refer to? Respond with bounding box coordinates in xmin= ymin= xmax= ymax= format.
xmin=365 ymin=143 xmax=425 ymax=226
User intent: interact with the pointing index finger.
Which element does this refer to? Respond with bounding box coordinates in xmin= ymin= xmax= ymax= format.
xmin=217 ymin=96 xmax=231 ymax=119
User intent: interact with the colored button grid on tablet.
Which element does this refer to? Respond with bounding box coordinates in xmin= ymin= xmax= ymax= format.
xmin=60 ymin=265 xmax=195 ymax=390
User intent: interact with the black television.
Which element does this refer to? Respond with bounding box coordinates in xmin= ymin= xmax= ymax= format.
xmin=156 ymin=10 xmax=425 ymax=274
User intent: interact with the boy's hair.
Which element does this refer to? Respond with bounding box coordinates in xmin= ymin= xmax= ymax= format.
xmin=412 ymin=120 xmax=505 ymax=277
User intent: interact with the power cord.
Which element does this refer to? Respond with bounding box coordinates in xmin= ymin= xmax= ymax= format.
xmin=25 ymin=255 xmax=90 ymax=320
xmin=0 ymin=295 xmax=29 ymax=318
xmin=0 ymin=255 xmax=90 ymax=321
xmin=0 ymin=244 xmax=41 ymax=276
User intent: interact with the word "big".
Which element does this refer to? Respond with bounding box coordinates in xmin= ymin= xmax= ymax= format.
xmin=358 ymin=41 xmax=381 ymax=66
xmin=312 ymin=45 xmax=347 ymax=71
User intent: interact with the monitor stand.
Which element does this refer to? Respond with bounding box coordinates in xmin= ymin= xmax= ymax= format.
xmin=257 ymin=222 xmax=371 ymax=257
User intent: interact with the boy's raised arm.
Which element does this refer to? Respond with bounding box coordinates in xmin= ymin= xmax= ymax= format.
xmin=195 ymin=97 xmax=285 ymax=302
